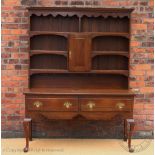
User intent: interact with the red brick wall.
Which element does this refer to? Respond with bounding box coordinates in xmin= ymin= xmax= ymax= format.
xmin=2 ymin=0 xmax=154 ymax=138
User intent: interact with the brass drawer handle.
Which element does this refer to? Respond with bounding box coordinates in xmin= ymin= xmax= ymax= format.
xmin=33 ymin=101 xmax=43 ymax=108
xmin=87 ymin=101 xmax=95 ymax=110
xmin=116 ymin=102 xmax=125 ymax=110
xmin=64 ymin=101 xmax=72 ymax=109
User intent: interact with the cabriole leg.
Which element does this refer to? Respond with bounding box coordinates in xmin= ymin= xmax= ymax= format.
xmin=23 ymin=118 xmax=32 ymax=152
xmin=127 ymin=119 xmax=135 ymax=153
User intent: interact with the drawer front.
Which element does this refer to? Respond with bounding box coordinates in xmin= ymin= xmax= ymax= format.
xmin=27 ymin=98 xmax=78 ymax=112
xmin=80 ymin=98 xmax=133 ymax=112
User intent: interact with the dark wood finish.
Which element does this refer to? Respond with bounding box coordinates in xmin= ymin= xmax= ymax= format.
xmin=30 ymin=69 xmax=68 ymax=75
xmin=29 ymin=74 xmax=128 ymax=89
xmin=24 ymin=88 xmax=134 ymax=95
xmin=123 ymin=119 xmax=135 ymax=152
xmin=27 ymin=111 xmax=133 ymax=121
xmin=81 ymin=16 xmax=129 ymax=32
xmin=27 ymin=97 xmax=78 ymax=112
xmin=23 ymin=118 xmax=32 ymax=152
xmin=30 ymin=50 xmax=67 ymax=57
xmin=30 ymin=34 xmax=68 ymax=50
xmin=69 ymin=34 xmax=91 ymax=72
xmin=30 ymin=31 xmax=129 ymax=38
xmin=92 ymin=36 xmax=129 ymax=51
xmin=29 ymin=69 xmax=129 ymax=76
xmin=27 ymin=7 xmax=134 ymax=18
xmin=25 ymin=94 xmax=134 ymax=121
xmin=92 ymin=55 xmax=128 ymax=70
xmin=127 ymin=119 xmax=135 ymax=153
xmin=92 ymin=51 xmax=129 ymax=58
xmin=91 ymin=70 xmax=128 ymax=76
xmin=124 ymin=119 xmax=127 ymax=141
xmin=29 ymin=120 xmax=32 ymax=141
xmin=24 ymin=7 xmax=135 ymax=152
xmin=30 ymin=14 xmax=79 ymax=32
xmin=30 ymin=55 xmax=67 ymax=69
xmin=80 ymin=98 xmax=132 ymax=112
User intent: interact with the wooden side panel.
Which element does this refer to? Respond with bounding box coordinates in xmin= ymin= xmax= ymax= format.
xmin=69 ymin=34 xmax=91 ymax=72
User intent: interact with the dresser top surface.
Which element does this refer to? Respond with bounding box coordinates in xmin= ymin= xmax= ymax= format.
xmin=24 ymin=88 xmax=134 ymax=96
xmin=27 ymin=7 xmax=134 ymax=12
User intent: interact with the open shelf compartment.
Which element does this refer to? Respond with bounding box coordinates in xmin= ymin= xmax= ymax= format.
xmin=30 ymin=35 xmax=68 ymax=51
xmin=30 ymin=73 xmax=128 ymax=89
xmin=30 ymin=54 xmax=67 ymax=70
xmin=92 ymin=55 xmax=128 ymax=70
xmin=30 ymin=14 xmax=79 ymax=32
xmin=92 ymin=36 xmax=129 ymax=51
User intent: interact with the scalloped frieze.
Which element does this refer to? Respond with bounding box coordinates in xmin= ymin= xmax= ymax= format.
xmin=29 ymin=11 xmax=130 ymax=18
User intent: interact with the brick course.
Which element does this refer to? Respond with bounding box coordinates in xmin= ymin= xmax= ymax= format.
xmin=2 ymin=0 xmax=154 ymax=138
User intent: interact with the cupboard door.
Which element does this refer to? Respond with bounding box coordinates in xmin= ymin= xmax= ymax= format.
xmin=69 ymin=34 xmax=91 ymax=72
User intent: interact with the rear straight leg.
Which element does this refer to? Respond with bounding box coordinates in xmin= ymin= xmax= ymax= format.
xmin=29 ymin=119 xmax=32 ymax=141
xmin=123 ymin=119 xmax=127 ymax=141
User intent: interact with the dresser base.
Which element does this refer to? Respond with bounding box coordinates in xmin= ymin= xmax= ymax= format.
xmin=23 ymin=118 xmax=135 ymax=153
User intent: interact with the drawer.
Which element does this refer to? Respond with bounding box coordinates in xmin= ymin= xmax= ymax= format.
xmin=27 ymin=98 xmax=78 ymax=112
xmin=80 ymin=98 xmax=133 ymax=112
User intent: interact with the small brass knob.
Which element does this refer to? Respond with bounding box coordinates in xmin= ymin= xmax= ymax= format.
xmin=64 ymin=101 xmax=72 ymax=109
xmin=133 ymin=88 xmax=139 ymax=94
xmin=33 ymin=101 xmax=43 ymax=108
xmin=69 ymin=50 xmax=72 ymax=59
xmin=87 ymin=101 xmax=95 ymax=110
xmin=116 ymin=102 xmax=125 ymax=110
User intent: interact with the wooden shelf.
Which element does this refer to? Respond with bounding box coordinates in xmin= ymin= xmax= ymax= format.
xmin=30 ymin=31 xmax=69 ymax=38
xmin=91 ymin=32 xmax=129 ymax=38
xmin=92 ymin=51 xmax=129 ymax=57
xmin=30 ymin=31 xmax=129 ymax=38
xmin=30 ymin=69 xmax=69 ymax=75
xmin=30 ymin=50 xmax=68 ymax=57
xmin=30 ymin=69 xmax=128 ymax=76
xmin=91 ymin=70 xmax=129 ymax=76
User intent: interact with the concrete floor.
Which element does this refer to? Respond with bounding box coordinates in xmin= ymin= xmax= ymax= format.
xmin=2 ymin=139 xmax=154 ymax=155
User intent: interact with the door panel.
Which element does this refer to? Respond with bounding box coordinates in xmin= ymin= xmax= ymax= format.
xmin=69 ymin=34 xmax=91 ymax=72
